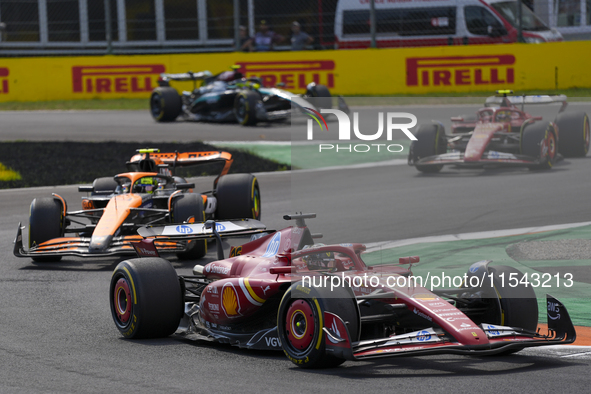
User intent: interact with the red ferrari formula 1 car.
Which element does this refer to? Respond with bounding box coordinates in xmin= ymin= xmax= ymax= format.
xmin=409 ymin=91 xmax=590 ymax=172
xmin=109 ymin=214 xmax=576 ymax=368
xmin=14 ymin=149 xmax=261 ymax=262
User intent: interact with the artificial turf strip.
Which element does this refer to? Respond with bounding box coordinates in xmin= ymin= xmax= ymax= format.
xmin=0 ymin=141 xmax=290 ymax=189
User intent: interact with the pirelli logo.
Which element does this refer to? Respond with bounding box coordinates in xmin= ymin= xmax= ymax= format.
xmin=72 ymin=64 xmax=165 ymax=93
xmin=0 ymin=67 xmax=9 ymax=94
xmin=406 ymin=55 xmax=515 ymax=87
xmin=237 ymin=60 xmax=335 ymax=89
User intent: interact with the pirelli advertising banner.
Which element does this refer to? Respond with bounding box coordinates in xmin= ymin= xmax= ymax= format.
xmin=0 ymin=41 xmax=589 ymax=101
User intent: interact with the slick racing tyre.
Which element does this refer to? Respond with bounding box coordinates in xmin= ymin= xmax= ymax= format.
xmin=150 ymin=87 xmax=182 ymax=122
xmin=110 ymin=258 xmax=183 ymax=339
xmin=170 ymin=194 xmax=206 ymax=260
xmin=520 ymin=122 xmax=557 ymax=170
xmin=215 ymin=174 xmax=261 ymax=220
xmin=91 ymin=177 xmax=118 ymax=196
xmin=308 ymin=84 xmax=332 ymax=110
xmin=469 ymin=265 xmax=538 ymax=355
xmin=234 ymin=90 xmax=261 ymax=126
xmin=29 ymin=197 xmax=64 ymax=262
xmin=555 ymin=111 xmax=590 ymax=157
xmin=408 ymin=124 xmax=447 ymax=173
xmin=278 ymin=282 xmax=360 ymax=369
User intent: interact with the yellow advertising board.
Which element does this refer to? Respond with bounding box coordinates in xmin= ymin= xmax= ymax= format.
xmin=0 ymin=41 xmax=589 ymax=102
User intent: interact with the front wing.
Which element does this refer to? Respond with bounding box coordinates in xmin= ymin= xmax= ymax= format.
xmin=412 ymin=151 xmax=543 ymax=168
xmin=14 ymin=219 xmax=266 ymax=259
xmin=324 ymin=295 xmax=576 ymax=361
xmin=13 ymin=224 xmax=186 ymax=258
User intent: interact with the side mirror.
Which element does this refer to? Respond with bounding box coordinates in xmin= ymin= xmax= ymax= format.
xmin=78 ymin=185 xmax=93 ymax=193
xmin=176 ymin=183 xmax=195 ymax=190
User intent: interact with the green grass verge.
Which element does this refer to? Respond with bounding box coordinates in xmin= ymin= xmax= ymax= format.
xmin=1 ymin=88 xmax=589 ymax=111
xmin=362 ymin=224 xmax=591 ymax=327
xmin=213 ymin=141 xmax=410 ymax=169
xmin=0 ymin=98 xmax=148 ymax=111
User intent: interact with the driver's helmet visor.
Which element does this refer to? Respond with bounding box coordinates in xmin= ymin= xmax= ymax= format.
xmin=137 ymin=177 xmax=156 ymax=193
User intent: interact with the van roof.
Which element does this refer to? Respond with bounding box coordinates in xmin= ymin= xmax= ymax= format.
xmin=336 ymin=0 xmax=516 ymax=10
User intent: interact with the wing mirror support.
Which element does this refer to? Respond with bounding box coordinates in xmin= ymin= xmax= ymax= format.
xmin=205 ymin=220 xmax=224 ymax=260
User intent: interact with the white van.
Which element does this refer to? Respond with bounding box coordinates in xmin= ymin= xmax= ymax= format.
xmin=334 ymin=0 xmax=563 ymax=48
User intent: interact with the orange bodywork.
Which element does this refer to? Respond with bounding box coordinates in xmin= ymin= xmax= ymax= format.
xmin=94 ymin=193 xmax=143 ymax=238
xmin=89 ymin=193 xmax=143 ymax=252
xmin=128 ymin=151 xmax=234 ymax=177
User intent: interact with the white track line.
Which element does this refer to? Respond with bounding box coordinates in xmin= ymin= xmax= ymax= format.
xmin=364 ymin=221 xmax=591 ymax=252
xmin=561 ymin=351 xmax=591 ymax=358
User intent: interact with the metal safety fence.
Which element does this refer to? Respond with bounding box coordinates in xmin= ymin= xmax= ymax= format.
xmin=0 ymin=0 xmax=588 ymax=56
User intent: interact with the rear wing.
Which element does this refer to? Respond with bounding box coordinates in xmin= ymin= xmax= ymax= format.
xmin=138 ymin=219 xmax=267 ymax=240
xmin=138 ymin=219 xmax=268 ymax=260
xmin=485 ymin=95 xmax=568 ymax=112
xmin=159 ymin=71 xmax=213 ymax=83
xmin=127 ymin=150 xmax=233 ymax=177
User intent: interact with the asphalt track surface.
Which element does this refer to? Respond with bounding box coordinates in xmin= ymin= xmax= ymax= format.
xmin=1 ymin=108 xmax=591 ymax=392
xmin=3 ymin=102 xmax=587 ymax=143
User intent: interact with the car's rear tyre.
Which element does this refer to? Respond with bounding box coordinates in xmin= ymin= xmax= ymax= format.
xmin=215 ymin=174 xmax=261 ymax=220
xmin=170 ymin=194 xmax=206 ymax=260
xmin=234 ymin=90 xmax=260 ymax=126
xmin=150 ymin=87 xmax=182 ymax=122
xmin=110 ymin=258 xmax=183 ymax=339
xmin=555 ymin=111 xmax=590 ymax=158
xmin=29 ymin=197 xmax=64 ymax=262
xmin=521 ymin=122 xmax=557 ymax=170
xmin=278 ymin=282 xmax=359 ymax=368
xmin=408 ymin=124 xmax=447 ymax=173
xmin=308 ymin=84 xmax=332 ymax=110
xmin=91 ymin=177 xmax=118 ymax=195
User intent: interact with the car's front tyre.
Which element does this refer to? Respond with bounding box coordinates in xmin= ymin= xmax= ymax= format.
xmin=277 ymin=282 xmax=359 ymax=368
xmin=29 ymin=197 xmax=64 ymax=262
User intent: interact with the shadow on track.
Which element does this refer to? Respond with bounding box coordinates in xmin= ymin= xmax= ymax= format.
xmin=288 ymin=353 xmax=585 ymax=378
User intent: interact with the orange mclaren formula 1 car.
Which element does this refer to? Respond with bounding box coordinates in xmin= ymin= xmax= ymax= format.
xmin=14 ymin=149 xmax=261 ymax=262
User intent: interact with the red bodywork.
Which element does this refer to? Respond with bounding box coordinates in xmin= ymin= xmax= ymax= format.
xmin=411 ymin=97 xmax=560 ymax=169
xmin=148 ymin=216 xmax=576 ymax=361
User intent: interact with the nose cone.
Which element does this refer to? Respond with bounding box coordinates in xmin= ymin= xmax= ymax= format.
xmin=89 ymin=235 xmax=113 ymax=253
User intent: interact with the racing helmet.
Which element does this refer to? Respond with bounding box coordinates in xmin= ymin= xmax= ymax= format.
xmin=133 ymin=177 xmax=156 ymax=194
xmin=217 ymin=71 xmax=242 ymax=82
xmin=303 ymin=250 xmax=336 ymax=271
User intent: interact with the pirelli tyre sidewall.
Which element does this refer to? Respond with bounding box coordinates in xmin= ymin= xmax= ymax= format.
xmin=520 ymin=122 xmax=557 ymax=170
xmin=215 ymin=173 xmax=261 ymax=220
xmin=29 ymin=197 xmax=65 ymax=262
xmin=555 ymin=111 xmax=590 ymax=158
xmin=277 ymin=282 xmax=359 ymax=369
xmin=409 ymin=123 xmax=447 ymax=173
xmin=233 ymin=90 xmax=260 ymax=126
xmin=466 ymin=265 xmax=539 ymax=332
xmin=150 ymin=87 xmax=182 ymax=122
xmin=110 ymin=258 xmax=183 ymax=339
xmin=488 ymin=265 xmax=539 ymax=332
